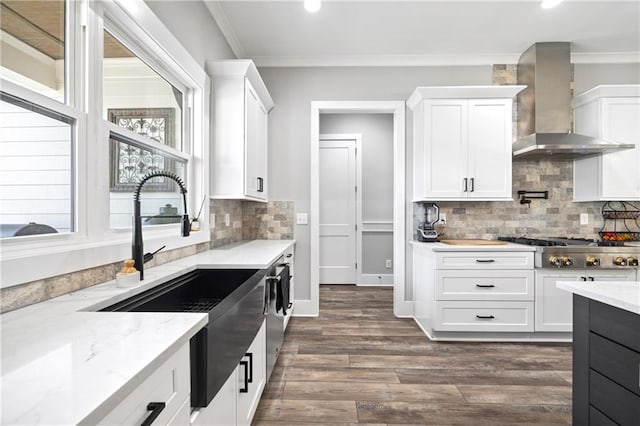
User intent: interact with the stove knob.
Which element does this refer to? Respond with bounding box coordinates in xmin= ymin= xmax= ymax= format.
xmin=613 ymin=256 xmax=628 ymax=266
xmin=627 ymin=257 xmax=639 ymax=267
xmin=586 ymin=256 xmax=600 ymax=267
xmin=560 ymin=256 xmax=573 ymax=267
xmin=548 ymin=256 xmax=562 ymax=267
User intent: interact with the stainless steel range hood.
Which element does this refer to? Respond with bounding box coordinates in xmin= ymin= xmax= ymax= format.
xmin=513 ymin=42 xmax=634 ymax=160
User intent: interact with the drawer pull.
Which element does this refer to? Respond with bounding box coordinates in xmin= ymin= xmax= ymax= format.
xmin=286 ymin=253 xmax=293 ymax=258
xmin=476 ymin=315 xmax=495 ymax=319
xmin=245 ymin=352 xmax=253 ymax=383
xmin=475 ymin=259 xmax=495 ymax=263
xmin=141 ymin=402 xmax=166 ymax=426
xmin=476 ymin=284 xmax=495 ymax=288
xmin=239 ymin=360 xmax=249 ymax=393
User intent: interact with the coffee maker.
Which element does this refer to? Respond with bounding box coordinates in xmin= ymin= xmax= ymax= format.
xmin=417 ymin=203 xmax=440 ymax=242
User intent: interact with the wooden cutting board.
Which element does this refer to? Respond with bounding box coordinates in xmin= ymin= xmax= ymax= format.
xmin=440 ymin=239 xmax=508 ymax=246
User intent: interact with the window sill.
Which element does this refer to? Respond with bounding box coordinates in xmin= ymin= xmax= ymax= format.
xmin=0 ymin=228 xmax=209 ymax=289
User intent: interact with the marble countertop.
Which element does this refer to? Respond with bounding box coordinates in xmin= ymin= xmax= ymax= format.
xmin=410 ymin=240 xmax=536 ymax=252
xmin=0 ymin=239 xmax=295 ymax=425
xmin=557 ymin=280 xmax=640 ymax=315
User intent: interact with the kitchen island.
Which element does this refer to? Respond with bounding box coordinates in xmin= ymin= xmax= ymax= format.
xmin=557 ymin=280 xmax=640 ymax=426
xmin=0 ymin=240 xmax=294 ymax=425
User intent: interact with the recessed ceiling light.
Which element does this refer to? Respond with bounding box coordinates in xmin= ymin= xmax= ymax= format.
xmin=304 ymin=0 xmax=322 ymax=13
xmin=541 ymin=0 xmax=564 ymax=9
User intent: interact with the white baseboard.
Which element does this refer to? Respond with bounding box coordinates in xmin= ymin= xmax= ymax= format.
xmin=358 ymin=273 xmax=394 ymax=286
xmin=292 ymin=299 xmax=318 ymax=317
xmin=394 ymin=300 xmax=414 ymax=318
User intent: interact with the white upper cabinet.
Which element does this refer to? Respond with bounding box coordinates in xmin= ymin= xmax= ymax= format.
xmin=206 ymin=60 xmax=274 ymax=202
xmin=573 ymin=85 xmax=640 ymax=201
xmin=408 ymin=86 xmax=525 ymax=201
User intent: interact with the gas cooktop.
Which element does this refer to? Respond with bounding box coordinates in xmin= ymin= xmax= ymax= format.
xmin=497 ymin=236 xmax=639 ymax=268
xmin=497 ymin=236 xmax=627 ymax=247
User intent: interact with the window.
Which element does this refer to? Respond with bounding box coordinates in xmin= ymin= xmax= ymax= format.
xmin=0 ymin=0 xmax=208 ymax=288
xmin=102 ymin=28 xmax=191 ymax=230
xmin=0 ymin=93 xmax=75 ymax=238
xmin=0 ymin=0 xmax=66 ymax=102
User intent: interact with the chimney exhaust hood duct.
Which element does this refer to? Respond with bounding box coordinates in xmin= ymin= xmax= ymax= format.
xmin=512 ymin=42 xmax=634 ymax=160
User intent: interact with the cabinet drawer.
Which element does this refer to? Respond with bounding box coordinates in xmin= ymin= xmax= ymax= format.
xmin=98 ymin=343 xmax=190 ymax=425
xmin=436 ymin=252 xmax=534 ymax=269
xmin=590 ymin=333 xmax=640 ymax=397
xmin=434 ymin=301 xmax=534 ymax=332
xmin=590 ymin=370 xmax=640 ymax=426
xmin=435 ymin=270 xmax=534 ymax=301
xmin=591 ymin=299 xmax=640 ymax=353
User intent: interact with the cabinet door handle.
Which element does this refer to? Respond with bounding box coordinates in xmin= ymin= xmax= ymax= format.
xmin=245 ymin=352 xmax=253 ymax=383
xmin=239 ymin=360 xmax=249 ymax=393
xmin=587 ymin=276 xmax=595 ymax=281
xmin=470 ymin=177 xmax=475 ymax=192
xmin=463 ymin=178 xmax=468 ymax=192
xmin=286 ymin=253 xmax=293 ymax=258
xmin=476 ymin=315 xmax=495 ymax=319
xmin=476 ymin=284 xmax=495 ymax=288
xmin=475 ymin=259 xmax=495 ymax=263
xmin=141 ymin=402 xmax=166 ymax=426
xmin=257 ymin=177 xmax=264 ymax=193
xmin=580 ymin=276 xmax=587 ymax=281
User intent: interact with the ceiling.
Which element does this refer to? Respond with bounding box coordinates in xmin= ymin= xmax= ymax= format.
xmin=204 ymin=0 xmax=640 ymax=67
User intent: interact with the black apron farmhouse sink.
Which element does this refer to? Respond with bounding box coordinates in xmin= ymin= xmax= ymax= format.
xmin=101 ymin=268 xmax=267 ymax=407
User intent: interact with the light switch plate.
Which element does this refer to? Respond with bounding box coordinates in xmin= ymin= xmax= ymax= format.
xmin=296 ymin=213 xmax=308 ymax=225
xmin=580 ymin=213 xmax=589 ymax=225
xmin=224 ymin=213 xmax=230 ymax=226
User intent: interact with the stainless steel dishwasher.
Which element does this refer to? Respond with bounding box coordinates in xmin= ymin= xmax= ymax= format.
xmin=265 ymin=257 xmax=290 ymax=381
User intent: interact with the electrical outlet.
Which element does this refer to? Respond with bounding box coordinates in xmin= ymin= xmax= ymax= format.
xmin=210 ymin=213 xmax=215 ymax=229
xmin=385 ymin=259 xmax=392 ymax=269
xmin=296 ymin=213 xmax=308 ymax=225
xmin=224 ymin=213 xmax=230 ymax=226
xmin=580 ymin=213 xmax=589 ymax=225
xmin=440 ymin=213 xmax=447 ymax=225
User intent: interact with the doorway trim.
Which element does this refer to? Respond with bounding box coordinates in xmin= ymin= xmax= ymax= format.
xmin=308 ymin=101 xmax=409 ymax=318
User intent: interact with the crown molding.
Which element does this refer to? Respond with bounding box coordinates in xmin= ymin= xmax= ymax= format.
xmin=203 ymin=1 xmax=246 ymax=59
xmin=252 ymin=53 xmax=522 ymax=68
xmin=249 ymin=51 xmax=640 ymax=68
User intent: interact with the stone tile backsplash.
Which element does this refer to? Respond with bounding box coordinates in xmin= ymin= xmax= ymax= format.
xmin=2 ymin=200 xmax=294 ymax=313
xmin=242 ymin=201 xmax=294 ymax=240
xmin=414 ymin=160 xmax=605 ymax=240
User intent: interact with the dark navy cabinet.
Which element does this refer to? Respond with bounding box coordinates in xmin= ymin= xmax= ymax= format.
xmin=573 ymin=295 xmax=640 ymax=425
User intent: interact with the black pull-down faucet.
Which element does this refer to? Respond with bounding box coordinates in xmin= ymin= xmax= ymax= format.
xmin=133 ymin=171 xmax=190 ymax=280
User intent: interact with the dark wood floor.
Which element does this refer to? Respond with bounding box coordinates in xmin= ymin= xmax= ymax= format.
xmin=253 ymin=285 xmax=572 ymax=425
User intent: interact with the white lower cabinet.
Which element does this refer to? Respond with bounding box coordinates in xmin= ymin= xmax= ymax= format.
xmin=434 ymin=301 xmax=534 ymax=332
xmin=191 ymin=370 xmax=237 ymax=426
xmin=535 ymin=269 xmax=637 ymax=332
xmin=98 ymin=343 xmax=190 ymax=426
xmin=236 ymin=320 xmax=266 ymax=426
xmin=191 ymin=320 xmax=266 ymax=426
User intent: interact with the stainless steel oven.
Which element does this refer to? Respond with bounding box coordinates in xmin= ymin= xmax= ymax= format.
xmin=265 ymin=257 xmax=290 ymax=381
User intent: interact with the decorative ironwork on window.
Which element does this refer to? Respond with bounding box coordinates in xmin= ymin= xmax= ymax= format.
xmin=108 ymin=108 xmax=174 ymax=191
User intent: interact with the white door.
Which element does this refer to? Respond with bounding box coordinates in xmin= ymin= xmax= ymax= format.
xmin=319 ymin=139 xmax=357 ymax=284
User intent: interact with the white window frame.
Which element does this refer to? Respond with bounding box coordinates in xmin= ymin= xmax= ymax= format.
xmin=0 ymin=0 xmax=210 ymax=289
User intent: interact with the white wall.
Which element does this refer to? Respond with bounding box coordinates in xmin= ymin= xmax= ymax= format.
xmin=260 ymin=65 xmax=492 ymax=300
xmin=319 ymin=113 xmax=394 ymax=275
xmin=144 ymin=0 xmax=236 ymax=67
xmin=574 ymin=63 xmax=640 ymax=94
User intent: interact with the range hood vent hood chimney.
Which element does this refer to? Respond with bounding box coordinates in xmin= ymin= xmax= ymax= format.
xmin=512 ymin=42 xmax=634 ymax=160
